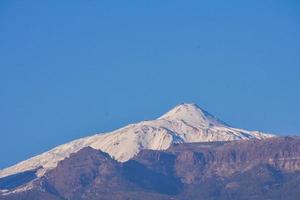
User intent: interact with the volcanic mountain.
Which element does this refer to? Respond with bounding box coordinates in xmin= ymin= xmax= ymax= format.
xmin=0 ymin=103 xmax=274 ymax=179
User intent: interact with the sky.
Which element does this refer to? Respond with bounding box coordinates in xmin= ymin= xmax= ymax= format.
xmin=0 ymin=0 xmax=300 ymax=169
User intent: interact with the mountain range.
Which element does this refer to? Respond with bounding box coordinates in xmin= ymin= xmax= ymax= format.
xmin=2 ymin=103 xmax=299 ymax=199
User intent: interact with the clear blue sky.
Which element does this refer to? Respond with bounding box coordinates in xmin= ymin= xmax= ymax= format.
xmin=0 ymin=1 xmax=299 ymax=169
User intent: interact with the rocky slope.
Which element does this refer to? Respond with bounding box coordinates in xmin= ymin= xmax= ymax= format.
xmin=1 ymin=137 xmax=300 ymax=200
xmin=0 ymin=103 xmax=273 ymax=179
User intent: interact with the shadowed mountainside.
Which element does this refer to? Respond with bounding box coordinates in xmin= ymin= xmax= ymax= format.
xmin=1 ymin=137 xmax=300 ymax=200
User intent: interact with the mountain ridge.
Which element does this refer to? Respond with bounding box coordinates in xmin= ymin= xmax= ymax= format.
xmin=0 ymin=103 xmax=274 ymax=179
xmin=1 ymin=137 xmax=300 ymax=200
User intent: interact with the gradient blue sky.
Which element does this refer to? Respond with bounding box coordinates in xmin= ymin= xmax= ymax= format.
xmin=0 ymin=1 xmax=300 ymax=169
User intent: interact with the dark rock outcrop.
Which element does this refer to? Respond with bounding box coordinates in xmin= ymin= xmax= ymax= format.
xmin=1 ymin=137 xmax=300 ymax=200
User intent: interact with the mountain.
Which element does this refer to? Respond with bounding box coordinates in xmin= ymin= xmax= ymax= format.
xmin=1 ymin=137 xmax=300 ymax=200
xmin=0 ymin=103 xmax=274 ymax=180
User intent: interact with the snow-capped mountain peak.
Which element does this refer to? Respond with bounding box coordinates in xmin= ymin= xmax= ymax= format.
xmin=158 ymin=103 xmax=227 ymax=127
xmin=0 ymin=103 xmax=275 ymax=179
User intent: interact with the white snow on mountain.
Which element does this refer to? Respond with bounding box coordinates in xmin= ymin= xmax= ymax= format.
xmin=0 ymin=103 xmax=275 ymax=178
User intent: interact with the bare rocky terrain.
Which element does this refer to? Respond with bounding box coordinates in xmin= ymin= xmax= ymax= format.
xmin=1 ymin=136 xmax=300 ymax=200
